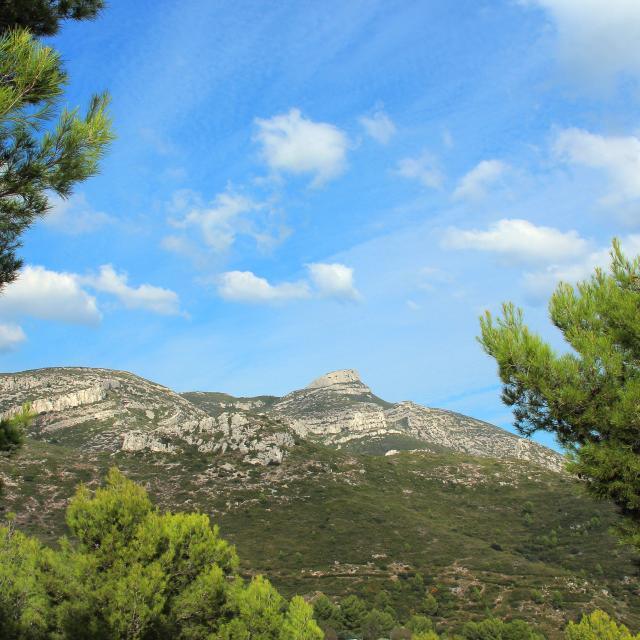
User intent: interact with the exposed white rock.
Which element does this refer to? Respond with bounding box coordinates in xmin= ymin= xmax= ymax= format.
xmin=307 ymin=369 xmax=363 ymax=389
xmin=121 ymin=431 xmax=177 ymax=454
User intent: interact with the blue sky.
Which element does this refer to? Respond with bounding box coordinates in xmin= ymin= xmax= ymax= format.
xmin=2 ymin=0 xmax=640 ymax=450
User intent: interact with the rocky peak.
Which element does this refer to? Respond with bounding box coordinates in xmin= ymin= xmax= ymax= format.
xmin=306 ymin=369 xmax=369 ymax=391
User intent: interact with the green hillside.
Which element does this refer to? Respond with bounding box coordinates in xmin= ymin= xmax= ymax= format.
xmin=1 ymin=435 xmax=638 ymax=639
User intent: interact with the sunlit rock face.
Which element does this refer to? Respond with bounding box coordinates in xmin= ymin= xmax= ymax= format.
xmin=258 ymin=370 xmax=564 ymax=471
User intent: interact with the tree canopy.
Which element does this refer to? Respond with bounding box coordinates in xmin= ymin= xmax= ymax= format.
xmin=0 ymin=467 xmax=324 ymax=640
xmin=0 ymin=0 xmax=105 ymax=36
xmin=479 ymin=240 xmax=640 ymax=547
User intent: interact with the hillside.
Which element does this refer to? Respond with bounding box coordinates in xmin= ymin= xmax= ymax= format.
xmin=0 ymin=367 xmax=638 ymax=637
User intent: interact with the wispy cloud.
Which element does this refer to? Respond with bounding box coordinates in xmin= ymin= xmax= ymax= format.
xmin=359 ymin=108 xmax=396 ymax=144
xmin=43 ymin=193 xmax=114 ymax=235
xmin=167 ymin=188 xmax=288 ymax=255
xmin=453 ymin=160 xmax=509 ymax=201
xmin=254 ymin=108 xmax=349 ymax=186
xmin=395 ymin=151 xmax=444 ymax=189
xmin=0 ymin=323 xmax=27 ymax=352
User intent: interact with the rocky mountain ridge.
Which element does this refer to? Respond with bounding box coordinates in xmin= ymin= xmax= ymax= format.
xmin=186 ymin=369 xmax=565 ymax=471
xmin=0 ymin=366 xmax=563 ymax=471
xmin=0 ymin=368 xmax=292 ymax=466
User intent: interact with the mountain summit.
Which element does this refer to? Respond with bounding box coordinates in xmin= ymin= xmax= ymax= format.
xmin=306 ymin=369 xmax=366 ymax=390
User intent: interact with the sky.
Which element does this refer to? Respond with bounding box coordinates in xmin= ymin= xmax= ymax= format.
xmin=2 ymin=0 xmax=640 ymax=450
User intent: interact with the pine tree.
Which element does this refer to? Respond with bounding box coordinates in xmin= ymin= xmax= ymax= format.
xmin=479 ymin=240 xmax=640 ymax=547
xmin=0 ymin=0 xmax=105 ymax=36
xmin=0 ymin=28 xmax=113 ymax=290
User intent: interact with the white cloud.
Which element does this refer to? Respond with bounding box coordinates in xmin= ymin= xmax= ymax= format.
xmin=359 ymin=109 xmax=396 ymax=144
xmin=524 ymin=235 xmax=640 ymax=302
xmin=216 ymin=262 xmax=361 ymax=304
xmin=43 ymin=193 xmax=113 ymax=235
xmin=254 ymin=108 xmax=349 ymax=186
xmin=554 ymin=128 xmax=640 ymax=211
xmin=453 ymin=160 xmax=509 ymax=201
xmin=168 ymin=188 xmax=286 ymax=255
xmin=82 ymin=265 xmax=181 ymax=316
xmin=169 ymin=189 xmax=259 ymax=253
xmin=524 ymin=0 xmax=640 ymax=86
xmin=217 ymin=271 xmax=310 ymax=303
xmin=443 ymin=218 xmax=589 ymax=265
xmin=0 ymin=323 xmax=26 ymax=352
xmin=395 ymin=152 xmax=444 ymax=189
xmin=307 ymin=262 xmax=361 ymax=301
xmin=0 ymin=266 xmax=101 ymax=325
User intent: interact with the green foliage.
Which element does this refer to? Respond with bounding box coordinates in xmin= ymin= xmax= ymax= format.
xmin=461 ymin=618 xmax=544 ymax=640
xmin=479 ymin=240 xmax=640 ymax=545
xmin=407 ymin=615 xmax=433 ymax=635
xmin=0 ymin=0 xmax=105 ymax=36
xmin=282 ymin=596 xmax=324 ymax=640
xmin=361 ymin=608 xmax=396 ymax=640
xmin=565 ymin=611 xmax=640 ymax=640
xmin=0 ymin=468 xmax=323 ymax=640
xmin=0 ymin=28 xmax=113 ymax=288
xmin=422 ymin=593 xmax=438 ymax=616
xmin=0 ymin=403 xmax=33 ymax=452
xmin=0 ymin=524 xmax=50 ymax=639
xmin=339 ymin=595 xmax=368 ymax=633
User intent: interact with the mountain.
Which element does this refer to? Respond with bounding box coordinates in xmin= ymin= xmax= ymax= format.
xmin=1 ymin=366 xmax=638 ymax=637
xmin=184 ymin=369 xmax=564 ymax=471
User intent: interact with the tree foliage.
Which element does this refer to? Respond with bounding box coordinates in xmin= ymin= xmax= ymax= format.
xmin=0 ymin=0 xmax=105 ymax=36
xmin=0 ymin=27 xmax=113 ymax=289
xmin=565 ymin=611 xmax=639 ymax=640
xmin=0 ymin=402 xmax=33 ymax=452
xmin=479 ymin=240 xmax=640 ymax=546
xmin=0 ymin=468 xmax=324 ymax=640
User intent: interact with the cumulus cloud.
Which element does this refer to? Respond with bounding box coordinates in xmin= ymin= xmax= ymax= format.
xmin=216 ymin=262 xmax=361 ymax=304
xmin=43 ymin=193 xmax=114 ymax=235
xmin=217 ymin=271 xmax=310 ymax=303
xmin=307 ymin=262 xmax=361 ymax=301
xmin=523 ymin=0 xmax=640 ymax=86
xmin=0 ymin=323 xmax=26 ymax=352
xmin=0 ymin=265 xmax=101 ymax=325
xmin=554 ymin=128 xmax=640 ymax=213
xmin=81 ymin=265 xmax=181 ymax=316
xmin=395 ymin=152 xmax=444 ymax=189
xmin=254 ymin=108 xmax=349 ymax=186
xmin=443 ymin=218 xmax=589 ymax=265
xmin=453 ymin=160 xmax=509 ymax=201
xmin=359 ymin=109 xmax=396 ymax=144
